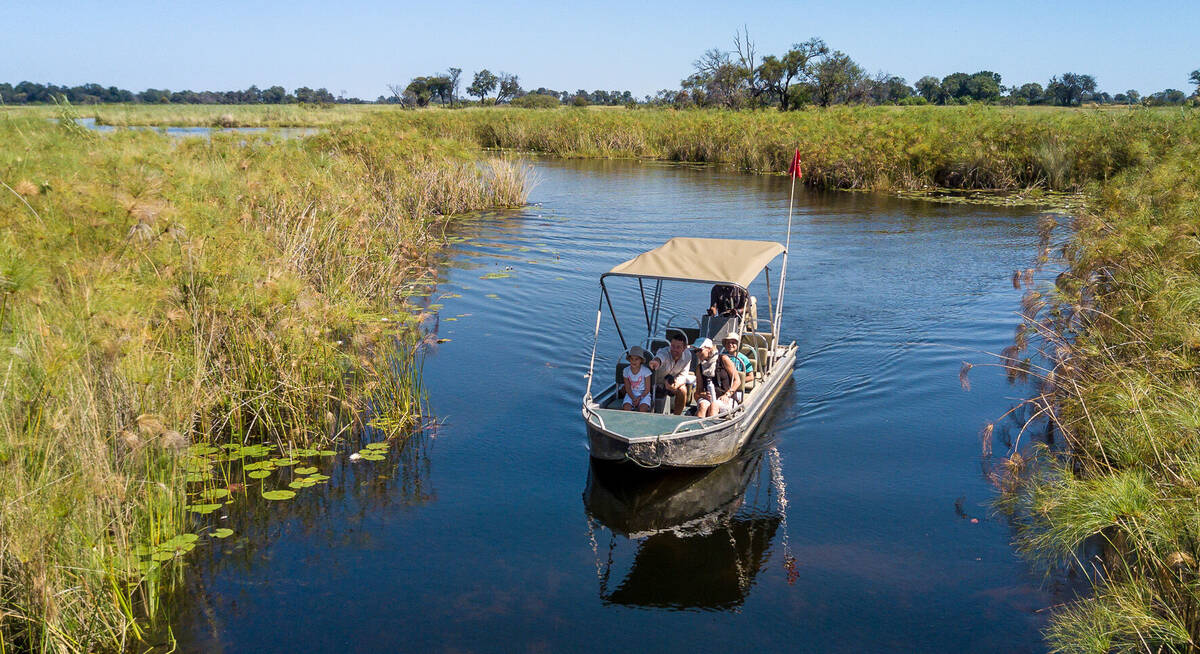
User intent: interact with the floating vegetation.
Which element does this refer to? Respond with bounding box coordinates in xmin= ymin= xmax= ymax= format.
xmin=479 ymin=272 xmax=512 ymax=279
xmin=211 ymin=528 xmax=234 ymax=539
xmin=486 ymin=293 xmax=500 ymax=299
xmin=261 ymin=490 xmax=296 ymax=501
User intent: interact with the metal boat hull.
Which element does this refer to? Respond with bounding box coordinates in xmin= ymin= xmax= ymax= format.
xmin=586 ymin=346 xmax=796 ymax=468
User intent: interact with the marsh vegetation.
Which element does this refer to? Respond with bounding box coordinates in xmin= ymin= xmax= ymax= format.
xmin=0 ymin=108 xmax=528 ymax=651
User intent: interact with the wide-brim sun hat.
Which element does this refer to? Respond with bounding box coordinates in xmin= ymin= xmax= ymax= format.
xmin=626 ymin=345 xmax=649 ymax=361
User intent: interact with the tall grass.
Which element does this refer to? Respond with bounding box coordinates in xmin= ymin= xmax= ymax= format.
xmin=383 ymin=105 xmax=1190 ymax=192
xmin=990 ymin=128 xmax=1200 ymax=651
xmin=0 ymin=113 xmax=527 ymax=652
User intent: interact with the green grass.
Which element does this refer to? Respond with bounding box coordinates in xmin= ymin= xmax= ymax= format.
xmin=0 ymin=108 xmax=528 ymax=652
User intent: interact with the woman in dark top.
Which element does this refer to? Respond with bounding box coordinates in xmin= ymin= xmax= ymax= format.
xmin=692 ymin=337 xmax=741 ymax=418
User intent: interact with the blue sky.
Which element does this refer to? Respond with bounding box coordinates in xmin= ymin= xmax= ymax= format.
xmin=4 ymin=0 xmax=1196 ymax=99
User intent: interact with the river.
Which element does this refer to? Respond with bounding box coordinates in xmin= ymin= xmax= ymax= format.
xmin=172 ymin=158 xmax=1069 ymax=653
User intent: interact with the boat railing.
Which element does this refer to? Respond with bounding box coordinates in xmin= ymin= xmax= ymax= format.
xmin=583 ymin=404 xmax=607 ymax=430
xmin=667 ymin=403 xmax=746 ymax=435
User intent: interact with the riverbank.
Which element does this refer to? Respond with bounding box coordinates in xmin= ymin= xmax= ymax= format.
xmin=0 ymin=111 xmax=528 ymax=651
xmin=1012 ymin=132 xmax=1200 ymax=651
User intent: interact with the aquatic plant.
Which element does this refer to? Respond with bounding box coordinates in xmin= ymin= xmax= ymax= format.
xmin=0 ymin=111 xmax=528 ymax=651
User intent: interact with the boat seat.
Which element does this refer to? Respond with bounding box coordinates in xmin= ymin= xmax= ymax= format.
xmin=700 ymin=314 xmax=740 ymax=341
xmin=615 ymin=361 xmax=629 ymax=402
xmin=667 ymin=327 xmax=699 ymax=345
xmin=739 ymin=344 xmax=758 ymax=392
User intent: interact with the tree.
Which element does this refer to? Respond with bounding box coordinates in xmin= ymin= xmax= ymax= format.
xmin=1047 ymin=73 xmax=1096 ymax=106
xmin=757 ymin=37 xmax=827 ymax=111
xmin=467 ymin=69 xmax=498 ymax=102
xmin=446 ymin=68 xmax=462 ymax=106
xmin=686 ymin=47 xmax=750 ymax=108
xmin=811 ymin=51 xmax=865 ymax=107
xmin=1124 ymin=89 xmax=1141 ymax=104
xmin=940 ymin=72 xmax=970 ymax=103
xmin=496 ymin=73 xmax=521 ymax=103
xmin=866 ymin=74 xmax=912 ymax=104
xmin=262 ymin=85 xmax=287 ymax=103
xmin=1190 ymin=69 xmax=1200 ymax=96
xmin=1011 ymin=82 xmax=1044 ymax=105
xmin=965 ymin=71 xmax=1001 ymax=102
xmin=915 ymin=76 xmax=942 ymax=103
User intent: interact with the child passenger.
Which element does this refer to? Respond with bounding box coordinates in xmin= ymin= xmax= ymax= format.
xmin=622 ymin=346 xmax=653 ymax=412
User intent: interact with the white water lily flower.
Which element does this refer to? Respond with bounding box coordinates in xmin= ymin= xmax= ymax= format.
xmin=349 ymin=452 xmax=362 ymax=461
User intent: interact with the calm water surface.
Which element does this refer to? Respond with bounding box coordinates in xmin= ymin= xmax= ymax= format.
xmin=173 ymin=159 xmax=1068 ymax=652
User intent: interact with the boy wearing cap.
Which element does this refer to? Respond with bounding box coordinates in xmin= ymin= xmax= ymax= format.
xmin=622 ymin=346 xmax=653 ymax=412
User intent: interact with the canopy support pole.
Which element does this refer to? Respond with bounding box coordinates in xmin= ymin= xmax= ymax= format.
xmin=638 ymin=278 xmax=651 ymax=338
xmin=601 ymin=280 xmax=628 ymax=351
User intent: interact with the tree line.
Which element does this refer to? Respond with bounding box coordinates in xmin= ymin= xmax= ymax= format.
xmin=0 ymin=81 xmax=362 ymax=105
xmin=388 ymin=68 xmax=635 ymax=108
xmin=653 ymin=29 xmax=1199 ymax=109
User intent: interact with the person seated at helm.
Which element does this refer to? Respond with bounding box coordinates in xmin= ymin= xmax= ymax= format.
xmin=692 ymin=337 xmax=740 ymax=418
xmin=621 ymin=346 xmax=653 ymax=413
xmin=708 ymin=283 xmax=749 ymax=321
xmin=721 ymin=332 xmax=753 ymax=402
xmin=648 ymin=331 xmax=693 ymax=415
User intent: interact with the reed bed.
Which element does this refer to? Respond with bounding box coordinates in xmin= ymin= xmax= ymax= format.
xmin=1 ymin=103 xmax=386 ymax=128
xmin=979 ymin=126 xmax=1200 ymax=651
xmin=0 ymin=112 xmax=527 ymax=652
xmin=383 ymin=105 xmax=1191 ymax=192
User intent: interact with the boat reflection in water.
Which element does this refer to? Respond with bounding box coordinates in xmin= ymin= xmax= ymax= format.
xmin=583 ymin=443 xmax=788 ymax=611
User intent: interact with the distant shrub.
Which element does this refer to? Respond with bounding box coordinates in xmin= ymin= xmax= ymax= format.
xmin=571 ymin=94 xmax=589 ymax=107
xmin=897 ymin=96 xmax=928 ymax=106
xmin=511 ymin=94 xmax=560 ymax=109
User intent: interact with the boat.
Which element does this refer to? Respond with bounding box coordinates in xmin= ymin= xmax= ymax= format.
xmin=582 ymin=237 xmax=797 ymax=468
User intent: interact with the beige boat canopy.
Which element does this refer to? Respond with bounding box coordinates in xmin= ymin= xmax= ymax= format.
xmin=603 ymin=237 xmax=786 ymax=289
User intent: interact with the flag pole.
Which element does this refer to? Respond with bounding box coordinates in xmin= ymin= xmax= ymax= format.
xmin=773 ymin=151 xmax=799 ymax=341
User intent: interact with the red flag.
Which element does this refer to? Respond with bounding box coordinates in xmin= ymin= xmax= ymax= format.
xmin=786 ymin=148 xmax=803 ymax=180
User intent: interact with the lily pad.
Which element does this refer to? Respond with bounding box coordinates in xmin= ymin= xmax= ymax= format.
xmin=289 ymin=480 xmax=316 ymax=490
xmin=317 ymin=450 xmax=336 ymax=457
xmin=365 ymin=442 xmax=389 ymax=451
xmin=292 ymin=448 xmax=318 ymax=457
xmin=243 ymin=461 xmax=274 ymax=472
xmin=185 ymin=472 xmax=212 ymax=483
xmin=294 ymin=466 xmax=318 ymax=475
xmin=247 ymin=470 xmax=272 ymax=479
xmin=188 ymin=445 xmax=220 ymax=456
xmin=132 ymin=544 xmax=153 ymax=557
xmin=271 ymin=458 xmax=297 ymax=467
xmin=307 ymin=474 xmax=331 ymax=482
xmin=211 ymin=528 xmax=234 ymax=539
xmin=199 ymin=488 xmax=230 ymax=501
xmin=151 ymin=551 xmax=176 ymax=562
xmin=480 ymin=272 xmax=511 ymax=279
xmin=186 ymin=503 xmax=222 ymax=514
xmin=262 ymin=489 xmax=296 ymax=501
xmin=359 ymin=453 xmax=386 ymax=462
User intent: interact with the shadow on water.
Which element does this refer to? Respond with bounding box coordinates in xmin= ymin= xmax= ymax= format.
xmin=584 ymin=452 xmax=780 ymax=612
